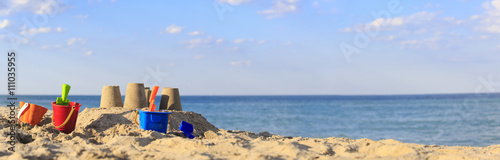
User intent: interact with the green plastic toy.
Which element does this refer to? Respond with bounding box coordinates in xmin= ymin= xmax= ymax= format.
xmin=56 ymin=84 xmax=71 ymax=106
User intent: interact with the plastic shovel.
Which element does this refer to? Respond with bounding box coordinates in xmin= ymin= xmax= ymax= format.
xmin=148 ymin=86 xmax=159 ymax=111
xmin=179 ymin=121 xmax=195 ymax=139
xmin=56 ymin=84 xmax=71 ymax=106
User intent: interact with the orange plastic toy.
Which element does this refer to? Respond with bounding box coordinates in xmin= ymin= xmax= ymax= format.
xmin=149 ymin=86 xmax=160 ymax=111
xmin=18 ymin=101 xmax=48 ymax=126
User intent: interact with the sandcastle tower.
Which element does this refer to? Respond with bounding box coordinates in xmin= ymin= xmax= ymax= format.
xmin=160 ymin=87 xmax=182 ymax=111
xmin=100 ymin=86 xmax=123 ymax=108
xmin=145 ymin=87 xmax=151 ymax=107
xmin=123 ymin=83 xmax=147 ymax=109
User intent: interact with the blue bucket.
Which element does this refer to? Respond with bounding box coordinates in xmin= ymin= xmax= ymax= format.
xmin=134 ymin=109 xmax=171 ymax=133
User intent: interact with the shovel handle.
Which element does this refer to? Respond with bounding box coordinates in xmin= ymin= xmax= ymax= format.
xmin=61 ymin=84 xmax=71 ymax=101
xmin=52 ymin=105 xmax=75 ymax=129
xmin=149 ymin=86 xmax=159 ymax=111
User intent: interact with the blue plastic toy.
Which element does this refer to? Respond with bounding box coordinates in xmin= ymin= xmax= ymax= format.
xmin=179 ymin=121 xmax=195 ymax=139
xmin=135 ymin=109 xmax=171 ymax=133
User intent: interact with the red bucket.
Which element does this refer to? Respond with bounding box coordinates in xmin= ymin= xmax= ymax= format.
xmin=51 ymin=102 xmax=81 ymax=134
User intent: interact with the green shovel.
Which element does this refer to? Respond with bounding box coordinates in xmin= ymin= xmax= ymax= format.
xmin=56 ymin=84 xmax=71 ymax=106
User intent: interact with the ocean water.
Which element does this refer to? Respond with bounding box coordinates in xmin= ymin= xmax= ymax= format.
xmin=2 ymin=94 xmax=500 ymax=147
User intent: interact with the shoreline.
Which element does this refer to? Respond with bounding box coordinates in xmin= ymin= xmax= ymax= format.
xmin=1 ymin=106 xmax=500 ymax=159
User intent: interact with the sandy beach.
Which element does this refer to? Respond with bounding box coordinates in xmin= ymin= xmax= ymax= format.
xmin=1 ymin=106 xmax=500 ymax=160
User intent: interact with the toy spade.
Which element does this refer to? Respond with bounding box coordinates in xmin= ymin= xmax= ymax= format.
xmin=179 ymin=121 xmax=195 ymax=139
xmin=149 ymin=86 xmax=160 ymax=111
xmin=56 ymin=84 xmax=71 ymax=106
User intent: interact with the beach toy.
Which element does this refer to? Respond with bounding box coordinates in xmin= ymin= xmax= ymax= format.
xmin=56 ymin=84 xmax=71 ymax=106
xmin=145 ymin=87 xmax=151 ymax=107
xmin=100 ymin=85 xmax=123 ymax=108
xmin=124 ymin=83 xmax=148 ymax=109
xmin=52 ymin=101 xmax=81 ymax=134
xmin=17 ymin=102 xmax=48 ymax=126
xmin=134 ymin=109 xmax=171 ymax=133
xmin=179 ymin=121 xmax=195 ymax=139
xmin=160 ymin=87 xmax=183 ymax=111
xmin=149 ymin=86 xmax=160 ymax=111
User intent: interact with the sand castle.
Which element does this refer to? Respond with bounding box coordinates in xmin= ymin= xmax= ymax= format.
xmin=123 ymin=83 xmax=148 ymax=109
xmin=101 ymin=84 xmax=183 ymax=111
xmin=160 ymin=87 xmax=182 ymax=111
xmin=100 ymin=86 xmax=123 ymax=108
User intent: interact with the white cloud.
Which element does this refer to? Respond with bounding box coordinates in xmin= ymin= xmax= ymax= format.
xmin=180 ymin=36 xmax=215 ymax=48
xmin=470 ymin=15 xmax=480 ymax=20
xmin=234 ymin=38 xmax=246 ymax=44
xmin=256 ymin=40 xmax=266 ymax=44
xmin=230 ymin=60 xmax=252 ymax=67
xmin=216 ymin=38 xmax=224 ymax=44
xmin=187 ymin=31 xmax=204 ymax=36
xmin=11 ymin=0 xmax=29 ymax=6
xmin=341 ymin=27 xmax=352 ymax=32
xmin=312 ymin=1 xmax=319 ymax=7
xmin=258 ymin=0 xmax=299 ymax=19
xmin=40 ymin=44 xmax=63 ymax=50
xmin=387 ymin=35 xmax=395 ymax=40
xmin=74 ymin=14 xmax=89 ymax=19
xmin=85 ymin=51 xmax=93 ymax=55
xmin=18 ymin=25 xmax=64 ymax=35
xmin=0 ymin=0 xmax=69 ymax=16
xmin=0 ymin=9 xmax=11 ymax=16
xmin=38 ymin=27 xmax=51 ymax=33
xmin=19 ymin=26 xmax=53 ymax=35
xmin=0 ymin=19 xmax=10 ymax=29
xmin=34 ymin=0 xmax=64 ymax=15
xmin=67 ymin=38 xmax=88 ymax=45
xmin=343 ymin=11 xmax=466 ymax=50
xmin=398 ymin=32 xmax=458 ymax=50
xmin=218 ymin=0 xmax=252 ymax=5
xmin=165 ymin=24 xmax=184 ymax=34
xmin=475 ymin=0 xmax=500 ymax=33
xmin=56 ymin=27 xmax=63 ymax=32
xmin=344 ymin=11 xmax=443 ymax=33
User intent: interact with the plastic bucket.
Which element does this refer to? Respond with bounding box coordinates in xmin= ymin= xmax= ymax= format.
xmin=51 ymin=102 xmax=81 ymax=134
xmin=134 ymin=109 xmax=171 ymax=133
xmin=18 ymin=102 xmax=48 ymax=126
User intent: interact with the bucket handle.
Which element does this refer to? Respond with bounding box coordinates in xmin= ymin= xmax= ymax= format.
xmin=134 ymin=110 xmax=171 ymax=126
xmin=134 ymin=110 xmax=140 ymax=126
xmin=17 ymin=103 xmax=30 ymax=119
xmin=52 ymin=105 xmax=76 ymax=129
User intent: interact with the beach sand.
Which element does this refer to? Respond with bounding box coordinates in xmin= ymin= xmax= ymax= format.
xmin=1 ymin=106 xmax=500 ymax=159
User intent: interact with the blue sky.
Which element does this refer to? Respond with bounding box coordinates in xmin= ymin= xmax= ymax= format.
xmin=1 ymin=0 xmax=500 ymax=95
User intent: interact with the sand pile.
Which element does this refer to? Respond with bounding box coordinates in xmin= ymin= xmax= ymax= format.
xmin=74 ymin=107 xmax=219 ymax=139
xmin=2 ymin=106 xmax=500 ymax=159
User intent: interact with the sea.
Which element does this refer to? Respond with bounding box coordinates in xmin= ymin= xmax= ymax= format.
xmin=1 ymin=93 xmax=500 ymax=147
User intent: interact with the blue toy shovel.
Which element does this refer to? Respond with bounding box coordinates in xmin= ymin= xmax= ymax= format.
xmin=179 ymin=121 xmax=195 ymax=139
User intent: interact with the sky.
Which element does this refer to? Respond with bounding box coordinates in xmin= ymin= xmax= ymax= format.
xmin=1 ymin=0 xmax=500 ymax=95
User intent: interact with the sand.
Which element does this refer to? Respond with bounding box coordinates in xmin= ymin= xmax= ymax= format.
xmin=1 ymin=106 xmax=500 ymax=159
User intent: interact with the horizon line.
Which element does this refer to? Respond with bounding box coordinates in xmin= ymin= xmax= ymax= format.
xmin=2 ymin=92 xmax=500 ymax=97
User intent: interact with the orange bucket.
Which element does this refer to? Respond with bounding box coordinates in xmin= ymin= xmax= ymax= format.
xmin=18 ymin=102 xmax=48 ymax=126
